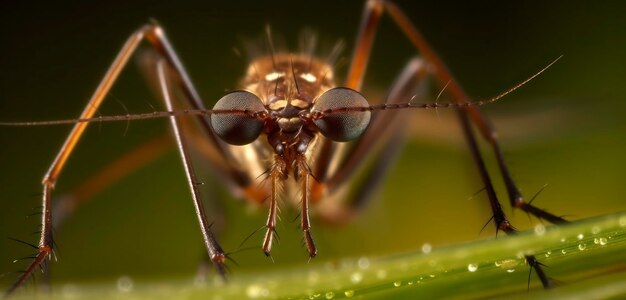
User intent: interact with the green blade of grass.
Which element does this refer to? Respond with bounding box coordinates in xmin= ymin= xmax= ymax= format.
xmin=9 ymin=212 xmax=626 ymax=299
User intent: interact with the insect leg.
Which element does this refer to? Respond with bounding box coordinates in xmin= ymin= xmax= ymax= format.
xmin=335 ymin=0 xmax=555 ymax=288
xmin=317 ymin=58 xmax=429 ymax=222
xmin=457 ymin=108 xmax=551 ymax=288
xmin=298 ymin=157 xmax=317 ymax=258
xmin=135 ymin=46 xmax=264 ymax=203
xmin=380 ymin=0 xmax=556 ymax=287
xmin=381 ymin=0 xmax=566 ymax=224
xmin=4 ymin=24 xmax=169 ymax=297
xmin=262 ymin=160 xmax=284 ymax=256
xmin=155 ymin=60 xmax=227 ymax=276
xmin=5 ymin=23 xmax=234 ymax=296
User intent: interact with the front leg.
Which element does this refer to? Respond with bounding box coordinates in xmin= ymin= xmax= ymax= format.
xmin=298 ymin=156 xmax=317 ymax=258
xmin=156 ymin=60 xmax=227 ymax=276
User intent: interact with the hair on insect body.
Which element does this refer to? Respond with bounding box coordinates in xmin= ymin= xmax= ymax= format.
xmin=1 ymin=1 xmax=571 ymax=296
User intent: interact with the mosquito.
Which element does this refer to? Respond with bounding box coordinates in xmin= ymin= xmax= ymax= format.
xmin=2 ymin=0 xmax=567 ymax=296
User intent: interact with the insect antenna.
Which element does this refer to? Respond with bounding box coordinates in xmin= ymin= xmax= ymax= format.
xmin=313 ymin=56 xmax=564 ymax=118
xmin=0 ymin=109 xmax=260 ymax=127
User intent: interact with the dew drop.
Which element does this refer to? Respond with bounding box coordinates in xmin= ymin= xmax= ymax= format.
xmin=561 ymin=249 xmax=567 ymax=254
xmin=594 ymin=238 xmax=600 ymax=244
xmin=116 ymin=276 xmax=133 ymax=293
xmin=467 ymin=263 xmax=478 ymax=272
xmin=246 ymin=284 xmax=269 ymax=299
xmin=325 ymin=291 xmax=335 ymax=299
xmin=421 ymin=243 xmax=432 ymax=254
xmin=506 ymin=269 xmax=515 ymax=273
xmin=344 ymin=290 xmax=355 ymax=297
xmin=592 ymin=226 xmax=601 ymax=234
xmin=357 ymin=257 xmax=370 ymax=270
xmin=578 ymin=243 xmax=587 ymax=251
xmin=350 ymin=272 xmax=363 ymax=283
xmin=560 ymin=237 xmax=566 ymax=243
xmin=577 ymin=233 xmax=584 ymax=240
xmin=408 ymin=281 xmax=414 ymax=285
xmin=62 ymin=284 xmax=79 ymax=299
xmin=544 ymin=251 xmax=552 ymax=258
xmin=495 ymin=259 xmax=519 ymax=269
xmin=599 ymin=237 xmax=608 ymax=245
xmin=534 ymin=224 xmax=546 ymax=235
xmin=393 ymin=281 xmax=401 ymax=287
xmin=619 ymin=215 xmax=626 ymax=227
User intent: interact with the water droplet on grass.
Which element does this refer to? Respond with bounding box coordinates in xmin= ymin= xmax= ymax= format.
xmin=619 ymin=215 xmax=626 ymax=227
xmin=421 ymin=243 xmax=432 ymax=254
xmin=578 ymin=243 xmax=587 ymax=251
xmin=350 ymin=272 xmax=363 ymax=283
xmin=495 ymin=259 xmax=520 ymax=269
xmin=534 ymin=224 xmax=546 ymax=235
xmin=325 ymin=291 xmax=335 ymax=299
xmin=357 ymin=257 xmax=370 ymax=269
xmin=246 ymin=284 xmax=269 ymax=299
xmin=344 ymin=290 xmax=355 ymax=297
xmin=116 ymin=276 xmax=133 ymax=293
xmin=393 ymin=281 xmax=402 ymax=287
xmin=467 ymin=263 xmax=478 ymax=272
xmin=592 ymin=226 xmax=601 ymax=234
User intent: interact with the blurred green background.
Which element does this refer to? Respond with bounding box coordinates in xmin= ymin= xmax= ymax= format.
xmin=1 ymin=0 xmax=625 ymax=289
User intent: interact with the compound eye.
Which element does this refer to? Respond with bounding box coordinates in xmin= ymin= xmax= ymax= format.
xmin=311 ymin=87 xmax=371 ymax=142
xmin=210 ymin=91 xmax=266 ymax=145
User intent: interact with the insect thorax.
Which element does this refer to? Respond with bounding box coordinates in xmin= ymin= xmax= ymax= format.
xmin=243 ymin=54 xmax=335 ymax=110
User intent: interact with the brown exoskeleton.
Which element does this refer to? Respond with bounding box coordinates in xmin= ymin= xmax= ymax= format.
xmin=2 ymin=0 xmax=567 ymax=296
